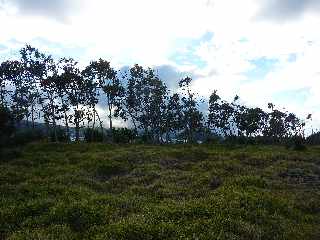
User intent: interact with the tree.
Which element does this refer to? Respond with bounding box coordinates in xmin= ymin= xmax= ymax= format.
xmin=165 ymin=93 xmax=183 ymax=142
xmin=207 ymin=90 xmax=233 ymax=137
xmin=207 ymin=90 xmax=222 ymax=134
xmin=60 ymin=58 xmax=88 ymax=141
xmin=179 ymin=77 xmax=204 ymax=143
xmin=40 ymin=57 xmax=61 ymax=142
xmin=119 ymin=65 xmax=168 ymax=143
xmin=265 ymin=103 xmax=287 ymax=140
xmin=0 ymin=61 xmax=12 ymax=107
xmin=19 ymin=45 xmax=48 ymax=128
xmin=236 ymin=106 xmax=268 ymax=137
xmin=118 ymin=64 xmax=144 ymax=132
xmin=6 ymin=60 xmax=28 ymax=125
xmin=83 ymin=59 xmax=124 ymax=141
xmin=51 ymin=59 xmax=72 ymax=140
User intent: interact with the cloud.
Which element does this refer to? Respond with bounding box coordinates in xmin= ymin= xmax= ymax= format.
xmin=256 ymin=0 xmax=320 ymax=22
xmin=1 ymin=0 xmax=84 ymax=23
xmin=0 ymin=0 xmax=320 ymax=130
xmin=155 ymin=65 xmax=189 ymax=90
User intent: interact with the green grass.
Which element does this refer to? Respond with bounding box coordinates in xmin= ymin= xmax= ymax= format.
xmin=1 ymin=143 xmax=320 ymax=239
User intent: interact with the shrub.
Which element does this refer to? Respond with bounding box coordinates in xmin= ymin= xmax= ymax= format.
xmin=49 ymin=128 xmax=69 ymax=142
xmin=0 ymin=148 xmax=22 ymax=162
xmin=306 ymin=131 xmax=320 ymax=145
xmin=203 ymin=133 xmax=222 ymax=144
xmin=0 ymin=106 xmax=15 ymax=147
xmin=112 ymin=128 xmax=136 ymax=144
xmin=10 ymin=128 xmax=44 ymax=146
xmin=285 ymin=136 xmax=307 ymax=151
xmin=84 ymin=128 xmax=104 ymax=142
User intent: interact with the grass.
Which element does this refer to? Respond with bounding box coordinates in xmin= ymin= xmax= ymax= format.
xmin=0 ymin=143 xmax=320 ymax=239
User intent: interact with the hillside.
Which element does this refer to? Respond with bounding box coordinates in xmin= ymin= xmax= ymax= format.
xmin=1 ymin=143 xmax=320 ymax=239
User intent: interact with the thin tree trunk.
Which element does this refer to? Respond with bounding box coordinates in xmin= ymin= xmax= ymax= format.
xmin=75 ymin=111 xmax=80 ymax=142
xmin=26 ymin=111 xmax=29 ymax=128
xmin=64 ymin=110 xmax=69 ymax=142
xmin=95 ymin=110 xmax=104 ymax=142
xmin=107 ymin=96 xmax=113 ymax=142
xmin=31 ymin=104 xmax=35 ymax=129
xmin=75 ymin=106 xmax=80 ymax=142
xmin=91 ymin=107 xmax=96 ymax=141
xmin=50 ymin=97 xmax=58 ymax=142
xmin=75 ymin=121 xmax=80 ymax=142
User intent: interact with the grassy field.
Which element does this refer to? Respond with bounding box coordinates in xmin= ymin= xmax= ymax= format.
xmin=1 ymin=143 xmax=320 ymax=239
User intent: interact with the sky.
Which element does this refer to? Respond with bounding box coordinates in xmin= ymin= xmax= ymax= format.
xmin=0 ymin=0 xmax=319 ymax=131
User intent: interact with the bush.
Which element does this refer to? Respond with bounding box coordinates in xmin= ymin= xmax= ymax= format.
xmin=203 ymin=133 xmax=222 ymax=144
xmin=10 ymin=128 xmax=44 ymax=146
xmin=49 ymin=128 xmax=69 ymax=142
xmin=84 ymin=128 xmax=104 ymax=142
xmin=306 ymin=131 xmax=320 ymax=145
xmin=0 ymin=106 xmax=15 ymax=147
xmin=112 ymin=128 xmax=136 ymax=144
xmin=285 ymin=136 xmax=307 ymax=151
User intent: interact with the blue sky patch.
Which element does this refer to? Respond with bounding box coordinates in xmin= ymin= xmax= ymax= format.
xmin=245 ymin=57 xmax=279 ymax=81
xmin=287 ymin=53 xmax=297 ymax=62
xmin=273 ymin=87 xmax=310 ymax=105
xmin=169 ymin=32 xmax=214 ymax=69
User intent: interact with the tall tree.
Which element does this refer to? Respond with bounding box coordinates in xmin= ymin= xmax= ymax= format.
xmin=83 ymin=59 xmax=124 ymax=140
xmin=40 ymin=56 xmax=61 ymax=141
xmin=265 ymin=103 xmax=287 ymax=140
xmin=119 ymin=65 xmax=168 ymax=143
xmin=179 ymin=77 xmax=203 ymax=143
xmin=0 ymin=61 xmax=12 ymax=107
xmin=60 ymin=58 xmax=88 ymax=141
xmin=6 ymin=60 xmax=28 ymax=125
xmin=19 ymin=45 xmax=48 ymax=128
xmin=165 ymin=93 xmax=183 ymax=142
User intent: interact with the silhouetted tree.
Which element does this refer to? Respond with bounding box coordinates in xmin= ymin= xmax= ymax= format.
xmin=165 ymin=93 xmax=183 ymax=142
xmin=0 ymin=61 xmax=12 ymax=107
xmin=60 ymin=58 xmax=88 ymax=141
xmin=179 ymin=77 xmax=203 ymax=143
xmin=83 ymin=59 xmax=124 ymax=141
xmin=19 ymin=45 xmax=48 ymax=128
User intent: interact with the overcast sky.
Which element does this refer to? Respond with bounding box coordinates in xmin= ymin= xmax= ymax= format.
xmin=0 ymin=0 xmax=319 ymax=130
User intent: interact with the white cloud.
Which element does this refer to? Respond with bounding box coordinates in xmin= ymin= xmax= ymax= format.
xmin=0 ymin=0 xmax=320 ymax=129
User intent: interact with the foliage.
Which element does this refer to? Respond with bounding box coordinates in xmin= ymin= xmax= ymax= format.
xmin=49 ymin=128 xmax=69 ymax=142
xmin=10 ymin=128 xmax=44 ymax=146
xmin=306 ymin=131 xmax=320 ymax=145
xmin=112 ymin=127 xmax=136 ymax=143
xmin=0 ymin=106 xmax=15 ymax=139
xmin=84 ymin=128 xmax=105 ymax=142
xmin=0 ymin=45 xmax=310 ymax=144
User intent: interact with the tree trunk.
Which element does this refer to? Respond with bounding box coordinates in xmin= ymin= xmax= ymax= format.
xmin=50 ymin=98 xmax=58 ymax=142
xmin=91 ymin=107 xmax=96 ymax=141
xmin=75 ymin=119 xmax=80 ymax=142
xmin=108 ymin=105 xmax=113 ymax=142
xmin=95 ymin=110 xmax=104 ymax=142
xmin=31 ymin=104 xmax=35 ymax=129
xmin=64 ymin=111 xmax=69 ymax=142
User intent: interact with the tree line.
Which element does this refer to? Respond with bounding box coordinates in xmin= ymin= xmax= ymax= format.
xmin=0 ymin=45 xmax=310 ymax=144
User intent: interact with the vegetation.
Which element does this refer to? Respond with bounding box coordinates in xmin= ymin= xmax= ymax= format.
xmin=0 ymin=143 xmax=320 ymax=239
xmin=0 ymin=44 xmax=319 ymax=239
xmin=0 ymin=45 xmax=314 ymax=145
